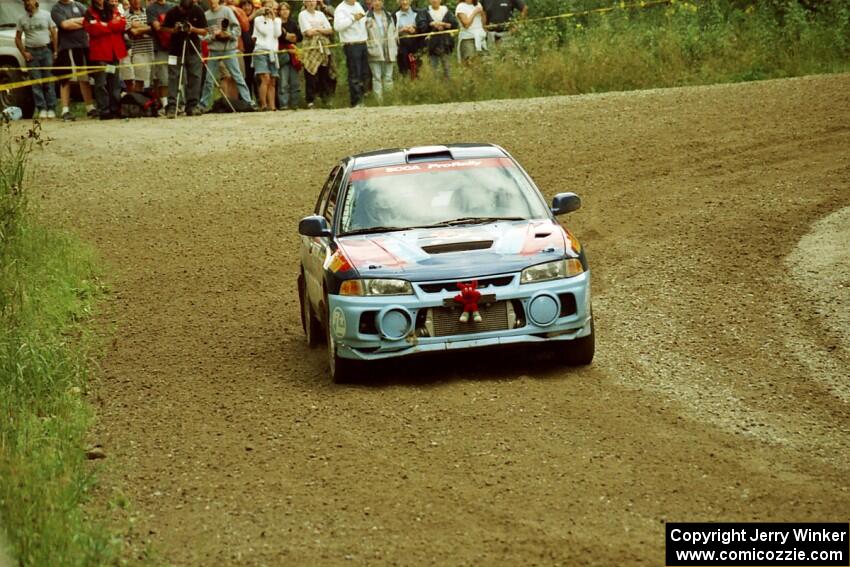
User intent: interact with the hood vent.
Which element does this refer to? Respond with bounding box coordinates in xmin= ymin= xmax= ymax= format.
xmin=421 ymin=240 xmax=494 ymax=254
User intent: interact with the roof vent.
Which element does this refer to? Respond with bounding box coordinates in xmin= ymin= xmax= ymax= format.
xmin=406 ymin=146 xmax=454 ymax=163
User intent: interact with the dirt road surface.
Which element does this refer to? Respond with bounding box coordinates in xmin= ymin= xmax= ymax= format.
xmin=35 ymin=74 xmax=850 ymax=565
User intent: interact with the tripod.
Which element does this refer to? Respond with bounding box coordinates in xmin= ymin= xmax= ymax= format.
xmin=193 ymin=39 xmax=239 ymax=113
xmin=173 ymin=31 xmax=237 ymax=114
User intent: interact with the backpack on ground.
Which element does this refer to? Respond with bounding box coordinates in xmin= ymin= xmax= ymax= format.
xmin=210 ymin=97 xmax=255 ymax=113
xmin=120 ymin=92 xmax=160 ymax=118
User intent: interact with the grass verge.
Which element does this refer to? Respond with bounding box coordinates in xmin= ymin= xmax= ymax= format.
xmin=324 ymin=0 xmax=850 ymax=107
xmin=0 ymin=122 xmax=117 ymax=565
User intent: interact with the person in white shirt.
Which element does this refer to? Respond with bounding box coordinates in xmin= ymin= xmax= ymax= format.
xmin=333 ymin=0 xmax=368 ymax=107
xmin=365 ymin=0 xmax=396 ymax=100
xmin=456 ymin=0 xmax=486 ymax=62
xmin=299 ymin=0 xmax=336 ymax=107
xmin=252 ymin=0 xmax=281 ymax=110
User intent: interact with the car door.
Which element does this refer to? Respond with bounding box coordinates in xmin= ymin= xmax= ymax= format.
xmin=304 ymin=164 xmax=344 ymax=312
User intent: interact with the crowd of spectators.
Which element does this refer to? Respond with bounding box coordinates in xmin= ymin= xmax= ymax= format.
xmin=14 ymin=0 xmax=527 ymax=119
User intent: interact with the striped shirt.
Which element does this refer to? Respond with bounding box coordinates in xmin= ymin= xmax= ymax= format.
xmin=126 ymin=8 xmax=154 ymax=55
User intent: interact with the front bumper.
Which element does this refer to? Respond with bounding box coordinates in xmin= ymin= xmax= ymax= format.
xmin=327 ymin=271 xmax=592 ymax=361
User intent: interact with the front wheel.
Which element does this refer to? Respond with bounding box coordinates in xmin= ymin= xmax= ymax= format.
xmin=560 ymin=316 xmax=595 ymax=366
xmin=326 ymin=313 xmax=363 ymax=384
xmin=299 ymin=276 xmax=323 ymax=347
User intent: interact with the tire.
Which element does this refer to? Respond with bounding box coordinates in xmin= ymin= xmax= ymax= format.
xmin=560 ymin=315 xmax=595 ymax=366
xmin=0 ymin=62 xmax=36 ymax=119
xmin=326 ymin=310 xmax=363 ymax=384
xmin=298 ymin=275 xmax=323 ymax=347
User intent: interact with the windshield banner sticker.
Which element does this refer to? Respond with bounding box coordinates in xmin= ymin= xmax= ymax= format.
xmin=349 ymin=158 xmax=515 ymax=181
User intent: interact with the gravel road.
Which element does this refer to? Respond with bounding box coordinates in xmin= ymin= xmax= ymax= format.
xmin=34 ymin=73 xmax=850 ymax=565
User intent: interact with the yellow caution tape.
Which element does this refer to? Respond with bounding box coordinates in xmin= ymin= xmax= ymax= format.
xmin=0 ymin=69 xmax=92 ymax=91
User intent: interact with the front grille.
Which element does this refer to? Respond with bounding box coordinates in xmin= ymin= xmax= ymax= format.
xmin=418 ymin=275 xmax=514 ymax=294
xmin=426 ymin=301 xmax=512 ymax=337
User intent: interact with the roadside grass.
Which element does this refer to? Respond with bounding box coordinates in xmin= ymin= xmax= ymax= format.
xmin=0 ymin=122 xmax=117 ymax=565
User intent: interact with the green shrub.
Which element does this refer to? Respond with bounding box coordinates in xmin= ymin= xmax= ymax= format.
xmin=0 ymin=122 xmax=116 ymax=566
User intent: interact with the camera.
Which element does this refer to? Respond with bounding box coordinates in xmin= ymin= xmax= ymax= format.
xmin=220 ymin=18 xmax=229 ymax=30
xmin=174 ymin=20 xmax=190 ymax=32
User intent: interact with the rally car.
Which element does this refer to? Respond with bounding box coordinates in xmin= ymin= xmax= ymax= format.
xmin=297 ymin=144 xmax=594 ymax=382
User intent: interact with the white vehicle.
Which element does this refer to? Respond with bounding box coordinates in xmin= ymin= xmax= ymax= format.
xmin=0 ymin=0 xmax=59 ymax=118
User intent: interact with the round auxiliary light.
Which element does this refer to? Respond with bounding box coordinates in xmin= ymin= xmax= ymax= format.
xmin=376 ymin=307 xmax=413 ymax=341
xmin=528 ymin=294 xmax=560 ymax=327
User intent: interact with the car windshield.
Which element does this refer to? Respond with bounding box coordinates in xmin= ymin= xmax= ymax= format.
xmin=339 ymin=158 xmax=550 ymax=234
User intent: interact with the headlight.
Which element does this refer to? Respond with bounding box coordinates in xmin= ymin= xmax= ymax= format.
xmin=520 ymin=259 xmax=584 ymax=284
xmin=340 ymin=279 xmax=414 ymax=296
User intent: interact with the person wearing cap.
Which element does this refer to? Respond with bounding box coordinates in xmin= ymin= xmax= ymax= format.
xmin=333 ymin=0 xmax=368 ymax=107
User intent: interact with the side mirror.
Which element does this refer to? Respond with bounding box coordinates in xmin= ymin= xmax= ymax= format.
xmin=298 ymin=215 xmax=332 ymax=237
xmin=551 ymin=192 xmax=581 ymax=216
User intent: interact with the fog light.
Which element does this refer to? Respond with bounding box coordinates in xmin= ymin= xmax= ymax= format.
xmin=528 ymin=294 xmax=559 ymax=327
xmin=376 ymin=307 xmax=413 ymax=341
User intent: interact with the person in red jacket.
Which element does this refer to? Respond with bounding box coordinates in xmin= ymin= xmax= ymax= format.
xmin=84 ymin=0 xmax=126 ymax=119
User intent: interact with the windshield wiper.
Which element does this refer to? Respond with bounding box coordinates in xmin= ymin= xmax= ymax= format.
xmin=430 ymin=216 xmax=526 ymax=227
xmin=342 ymin=226 xmax=410 ymax=236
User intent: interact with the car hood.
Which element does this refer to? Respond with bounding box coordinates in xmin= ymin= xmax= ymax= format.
xmin=337 ymin=219 xmax=574 ymax=281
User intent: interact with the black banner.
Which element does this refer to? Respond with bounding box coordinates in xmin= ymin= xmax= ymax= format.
xmin=666 ymin=523 xmax=849 ymax=566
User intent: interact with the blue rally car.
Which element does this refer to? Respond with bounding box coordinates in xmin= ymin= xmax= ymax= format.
xmin=297 ymin=144 xmax=593 ymax=382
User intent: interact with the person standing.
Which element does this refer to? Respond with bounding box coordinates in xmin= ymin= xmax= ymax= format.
xmin=200 ymin=0 xmax=252 ymax=110
xmin=162 ymin=0 xmax=207 ymax=118
xmin=84 ymin=0 xmax=126 ymax=119
xmin=146 ymin=0 xmax=173 ymax=112
xmin=333 ymin=0 xmax=368 ymax=107
xmin=276 ymin=2 xmax=302 ymax=110
xmin=51 ymin=0 xmax=97 ymax=120
xmin=16 ymin=0 xmax=58 ymax=119
xmin=251 ymin=0 xmax=280 ymax=111
xmin=125 ymin=0 xmax=154 ymax=93
xmin=298 ymin=0 xmax=334 ymax=108
xmin=415 ymin=0 xmax=456 ymax=80
xmin=481 ymin=0 xmax=525 ymax=45
xmin=455 ymin=0 xmax=486 ymax=63
xmin=364 ymin=0 xmax=396 ymax=101
xmin=394 ymin=0 xmax=420 ymax=78
xmin=239 ymin=0 xmax=257 ymax=99
xmin=223 ymin=0 xmax=250 ymax=99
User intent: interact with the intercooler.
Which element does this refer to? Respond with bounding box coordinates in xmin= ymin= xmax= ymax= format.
xmin=421 ymin=301 xmax=518 ymax=338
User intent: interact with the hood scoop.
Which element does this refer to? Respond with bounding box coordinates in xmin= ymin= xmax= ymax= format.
xmin=421 ymin=240 xmax=494 ymax=254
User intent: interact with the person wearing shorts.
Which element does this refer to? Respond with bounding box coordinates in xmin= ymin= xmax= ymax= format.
xmin=251 ymin=1 xmax=279 ymax=111
xmin=51 ymin=0 xmax=97 ymax=120
xmin=146 ymin=0 xmax=173 ymax=110
xmin=125 ymin=0 xmax=154 ymax=92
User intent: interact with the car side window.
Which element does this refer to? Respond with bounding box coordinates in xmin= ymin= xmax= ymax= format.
xmin=315 ymin=166 xmax=341 ymax=215
xmin=323 ymin=166 xmax=345 ymax=224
